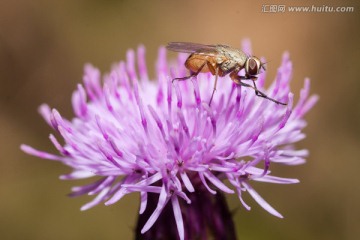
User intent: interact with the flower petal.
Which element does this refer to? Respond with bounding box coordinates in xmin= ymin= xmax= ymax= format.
xmin=243 ymin=182 xmax=283 ymax=218
xmin=171 ymin=196 xmax=185 ymax=240
xmin=141 ymin=185 xmax=170 ymax=233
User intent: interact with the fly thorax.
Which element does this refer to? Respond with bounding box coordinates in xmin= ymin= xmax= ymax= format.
xmin=232 ymin=53 xmax=247 ymax=68
xmin=220 ymin=60 xmax=237 ymax=73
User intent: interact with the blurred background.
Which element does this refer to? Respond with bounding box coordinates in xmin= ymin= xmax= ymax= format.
xmin=1 ymin=0 xmax=359 ymax=239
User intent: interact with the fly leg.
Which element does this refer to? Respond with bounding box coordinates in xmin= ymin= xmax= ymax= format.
xmin=172 ymin=62 xmax=206 ymax=82
xmin=173 ymin=61 xmax=219 ymax=106
xmin=251 ymin=78 xmax=260 ymax=96
xmin=230 ymin=73 xmax=287 ymax=105
xmin=208 ymin=67 xmax=219 ymax=106
xmin=242 ymin=81 xmax=287 ymax=105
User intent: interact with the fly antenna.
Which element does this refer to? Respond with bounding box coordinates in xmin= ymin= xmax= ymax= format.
xmin=261 ymin=60 xmax=270 ymax=71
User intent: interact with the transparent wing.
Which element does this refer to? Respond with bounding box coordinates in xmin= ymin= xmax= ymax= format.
xmin=166 ymin=42 xmax=221 ymax=54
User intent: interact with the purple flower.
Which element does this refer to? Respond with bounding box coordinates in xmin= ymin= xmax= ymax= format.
xmin=21 ymin=40 xmax=318 ymax=240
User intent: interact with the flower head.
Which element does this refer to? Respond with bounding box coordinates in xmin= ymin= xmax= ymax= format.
xmin=21 ymin=41 xmax=318 ymax=240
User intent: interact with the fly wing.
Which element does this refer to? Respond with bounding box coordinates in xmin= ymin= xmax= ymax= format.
xmin=166 ymin=42 xmax=220 ymax=54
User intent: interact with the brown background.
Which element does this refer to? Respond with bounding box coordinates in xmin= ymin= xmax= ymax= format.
xmin=1 ymin=0 xmax=359 ymax=239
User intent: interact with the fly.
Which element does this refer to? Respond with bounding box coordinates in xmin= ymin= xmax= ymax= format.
xmin=166 ymin=42 xmax=287 ymax=106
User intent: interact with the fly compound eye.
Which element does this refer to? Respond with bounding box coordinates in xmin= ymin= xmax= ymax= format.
xmin=246 ymin=57 xmax=260 ymax=76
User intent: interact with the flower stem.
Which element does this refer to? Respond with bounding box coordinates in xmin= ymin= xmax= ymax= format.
xmin=135 ymin=188 xmax=237 ymax=240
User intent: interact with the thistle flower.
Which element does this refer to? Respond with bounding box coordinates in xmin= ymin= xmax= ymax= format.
xmin=21 ymin=41 xmax=318 ymax=240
